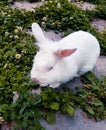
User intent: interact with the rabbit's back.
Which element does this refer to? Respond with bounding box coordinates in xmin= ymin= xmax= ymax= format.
xmin=58 ymin=31 xmax=100 ymax=51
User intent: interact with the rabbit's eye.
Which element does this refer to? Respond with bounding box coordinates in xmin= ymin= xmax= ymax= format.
xmin=48 ymin=66 xmax=53 ymax=71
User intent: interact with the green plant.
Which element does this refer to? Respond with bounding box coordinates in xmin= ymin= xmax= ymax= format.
xmin=34 ymin=0 xmax=94 ymax=32
xmin=79 ymin=0 xmax=106 ymax=4
xmin=0 ymin=30 xmax=36 ymax=103
xmin=94 ymin=5 xmax=106 ymax=20
xmin=41 ymin=87 xmax=75 ymax=117
xmin=76 ymin=72 xmax=106 ymax=121
xmin=0 ymin=7 xmax=36 ymax=105
xmin=1 ymin=72 xmax=106 ymax=129
xmin=0 ymin=87 xmax=75 ymax=129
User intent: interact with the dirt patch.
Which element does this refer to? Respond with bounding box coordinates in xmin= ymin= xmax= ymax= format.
xmin=92 ymin=18 xmax=106 ymax=32
xmin=74 ymin=2 xmax=96 ymax=10
xmin=11 ymin=1 xmax=43 ymax=11
xmin=44 ymin=30 xmax=64 ymax=41
xmin=95 ymin=56 xmax=106 ymax=77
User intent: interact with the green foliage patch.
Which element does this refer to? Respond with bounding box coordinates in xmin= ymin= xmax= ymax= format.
xmin=0 ymin=72 xmax=106 ymax=129
xmin=80 ymin=0 xmax=106 ymax=5
xmin=34 ymin=0 xmax=93 ymax=32
xmin=94 ymin=5 xmax=106 ymax=20
xmin=0 ymin=6 xmax=37 ymax=105
xmin=77 ymin=72 xmax=106 ymax=121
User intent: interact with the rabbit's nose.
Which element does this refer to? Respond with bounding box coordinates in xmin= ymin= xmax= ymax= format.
xmin=32 ymin=78 xmax=39 ymax=83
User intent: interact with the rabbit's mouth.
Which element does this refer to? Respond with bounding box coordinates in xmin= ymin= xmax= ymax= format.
xmin=32 ymin=78 xmax=49 ymax=87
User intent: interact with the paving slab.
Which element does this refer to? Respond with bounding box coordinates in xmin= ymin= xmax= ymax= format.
xmin=95 ymin=56 xmax=106 ymax=77
xmin=40 ymin=109 xmax=106 ymax=130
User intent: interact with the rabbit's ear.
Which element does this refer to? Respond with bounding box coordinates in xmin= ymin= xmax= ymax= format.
xmin=32 ymin=23 xmax=46 ymax=42
xmin=56 ymin=48 xmax=77 ymax=58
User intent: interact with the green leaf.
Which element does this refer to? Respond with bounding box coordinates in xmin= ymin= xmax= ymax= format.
xmin=10 ymin=102 xmax=17 ymax=109
xmin=90 ymin=99 xmax=103 ymax=106
xmin=46 ymin=112 xmax=56 ymax=125
xmin=19 ymin=105 xmax=27 ymax=115
xmin=22 ymin=121 xmax=28 ymax=128
xmin=66 ymin=105 xmax=75 ymax=117
xmin=0 ymin=104 xmax=10 ymax=111
xmin=50 ymin=102 xmax=59 ymax=110
xmin=61 ymin=104 xmax=67 ymax=114
xmin=85 ymin=106 xmax=94 ymax=115
xmin=0 ymin=87 xmax=5 ymax=90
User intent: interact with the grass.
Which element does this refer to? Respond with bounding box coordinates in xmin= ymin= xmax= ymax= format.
xmin=0 ymin=0 xmax=106 ymax=129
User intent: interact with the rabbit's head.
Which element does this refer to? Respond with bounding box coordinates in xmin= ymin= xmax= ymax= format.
xmin=30 ymin=23 xmax=76 ymax=87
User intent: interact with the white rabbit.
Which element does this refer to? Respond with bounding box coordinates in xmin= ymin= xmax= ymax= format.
xmin=30 ymin=23 xmax=100 ymax=88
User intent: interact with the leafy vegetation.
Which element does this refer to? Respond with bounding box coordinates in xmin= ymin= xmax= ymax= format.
xmin=94 ymin=5 xmax=106 ymax=20
xmin=79 ymin=0 xmax=106 ymax=5
xmin=0 ymin=72 xmax=106 ymax=129
xmin=77 ymin=72 xmax=106 ymax=121
xmin=0 ymin=0 xmax=106 ymax=129
xmin=34 ymin=0 xmax=93 ymax=32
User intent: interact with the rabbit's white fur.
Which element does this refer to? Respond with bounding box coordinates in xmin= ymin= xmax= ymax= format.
xmin=30 ymin=23 xmax=100 ymax=88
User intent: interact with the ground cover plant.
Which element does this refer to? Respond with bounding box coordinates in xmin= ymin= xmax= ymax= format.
xmin=79 ymin=0 xmax=105 ymax=4
xmin=0 ymin=0 xmax=106 ymax=129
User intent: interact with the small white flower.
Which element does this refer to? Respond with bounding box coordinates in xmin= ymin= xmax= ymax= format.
xmin=30 ymin=9 xmax=35 ymax=13
xmin=0 ymin=117 xmax=4 ymax=124
xmin=46 ymin=7 xmax=49 ymax=10
xmin=14 ymin=29 xmax=19 ymax=33
xmin=49 ymin=0 xmax=53 ymax=3
xmin=14 ymin=35 xmax=19 ymax=39
xmin=7 ymin=14 xmax=11 ymax=17
xmin=70 ymin=17 xmax=73 ymax=20
xmin=5 ymin=32 xmax=9 ymax=36
xmin=43 ymin=16 xmax=47 ymax=21
xmin=42 ymin=22 xmax=45 ymax=26
xmin=52 ymin=22 xmax=55 ymax=27
xmin=9 ymin=35 xmax=13 ymax=39
xmin=8 ymin=9 xmax=12 ymax=13
xmin=4 ymin=20 xmax=7 ymax=24
xmin=4 ymin=63 xmax=8 ymax=68
xmin=15 ymin=54 xmax=21 ymax=59
xmin=21 ymin=50 xmax=27 ymax=54
xmin=16 ymin=26 xmax=23 ymax=31
xmin=41 ymin=22 xmax=46 ymax=28
xmin=57 ymin=3 xmax=61 ymax=8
